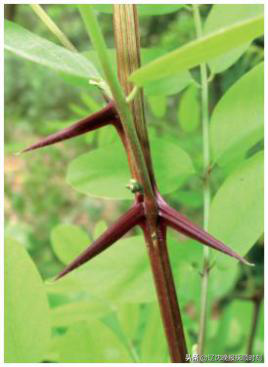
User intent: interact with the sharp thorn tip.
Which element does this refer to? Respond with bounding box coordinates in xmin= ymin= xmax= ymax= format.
xmin=14 ymin=151 xmax=22 ymax=156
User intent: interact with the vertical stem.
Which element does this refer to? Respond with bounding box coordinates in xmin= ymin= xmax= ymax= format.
xmin=113 ymin=5 xmax=155 ymax=185
xmin=78 ymin=5 xmax=155 ymax=207
xmin=247 ymin=298 xmax=262 ymax=355
xmin=113 ymin=5 xmax=187 ymax=362
xmin=142 ymin=224 xmax=188 ymax=362
xmin=192 ymin=5 xmax=211 ymax=355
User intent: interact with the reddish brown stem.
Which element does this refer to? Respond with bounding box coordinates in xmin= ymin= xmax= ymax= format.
xmin=141 ymin=221 xmax=187 ymax=361
xmin=113 ymin=5 xmax=188 ymax=362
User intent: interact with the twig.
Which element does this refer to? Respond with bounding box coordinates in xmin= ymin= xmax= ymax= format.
xmin=247 ymin=296 xmax=262 ymax=355
xmin=192 ymin=4 xmax=211 ymax=356
xmin=30 ymin=4 xmax=77 ymax=52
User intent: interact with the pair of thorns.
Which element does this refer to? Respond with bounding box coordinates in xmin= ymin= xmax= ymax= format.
xmin=21 ymin=99 xmax=251 ymax=280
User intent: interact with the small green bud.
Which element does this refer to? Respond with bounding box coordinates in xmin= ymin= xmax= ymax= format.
xmin=126 ymin=179 xmax=143 ymax=194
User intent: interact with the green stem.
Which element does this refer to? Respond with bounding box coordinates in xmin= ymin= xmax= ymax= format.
xmin=30 ymin=4 xmax=77 ymax=52
xmin=78 ymin=5 xmax=156 ymax=208
xmin=193 ymin=4 xmax=211 ymax=355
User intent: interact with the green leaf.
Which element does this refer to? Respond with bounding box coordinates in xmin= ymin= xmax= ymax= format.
xmin=141 ymin=48 xmax=192 ymax=96
xmin=140 ymin=304 xmax=168 ymax=362
xmin=208 ymin=265 xmax=239 ymax=300
xmin=51 ymin=224 xmax=90 ymax=265
xmin=93 ymin=220 xmax=108 ymax=239
xmin=94 ymin=4 xmax=183 ymax=16
xmin=206 ymin=300 xmax=253 ymax=355
xmin=210 ymin=63 xmax=264 ymax=164
xmin=4 ymin=20 xmax=100 ymax=79
xmin=47 ymin=236 xmax=156 ymax=304
xmin=117 ymin=304 xmax=140 ymax=342
xmin=168 ymin=234 xmax=203 ymax=307
xmin=48 ymin=233 xmax=204 ymax=307
xmin=148 ymin=95 xmax=166 ymax=118
xmin=175 ymin=190 xmax=203 ymax=209
xmin=5 ymin=238 xmax=51 ymax=363
xmin=50 ymin=299 xmax=111 ymax=328
xmin=209 ymin=152 xmax=264 ymax=268
xmin=130 ymin=15 xmax=264 ymax=85
xmin=66 ymin=137 xmax=194 ymax=199
xmin=204 ymin=4 xmax=264 ymax=73
xmin=67 ymin=140 xmax=132 ymax=200
xmin=52 ymin=321 xmax=131 ymax=362
xmin=178 ymin=84 xmax=200 ymax=133
xmin=255 ymin=302 xmax=264 ymax=354
xmin=85 ymin=48 xmax=192 ymax=96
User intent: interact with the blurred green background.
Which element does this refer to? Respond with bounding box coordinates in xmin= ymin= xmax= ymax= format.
xmin=4 ymin=4 xmax=264 ymax=363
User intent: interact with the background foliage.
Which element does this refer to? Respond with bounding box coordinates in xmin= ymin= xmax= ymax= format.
xmin=4 ymin=4 xmax=264 ymax=363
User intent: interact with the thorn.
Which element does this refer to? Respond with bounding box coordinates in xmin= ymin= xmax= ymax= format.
xmin=159 ymin=201 xmax=249 ymax=266
xmin=21 ymin=101 xmax=118 ymax=153
xmin=56 ymin=202 xmax=145 ymax=280
xmin=245 ymin=261 xmax=255 ymax=267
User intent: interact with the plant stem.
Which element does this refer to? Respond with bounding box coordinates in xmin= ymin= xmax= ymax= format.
xmin=113 ymin=5 xmax=187 ymax=362
xmin=113 ymin=4 xmax=155 ymax=186
xmin=192 ymin=4 xmax=211 ymax=355
xmin=78 ymin=5 xmax=156 ymax=215
xmin=247 ymin=297 xmax=262 ymax=355
xmin=30 ymin=4 xmax=77 ymax=52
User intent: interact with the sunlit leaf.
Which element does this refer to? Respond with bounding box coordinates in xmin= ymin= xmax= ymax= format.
xmin=4 ymin=20 xmax=100 ymax=79
xmin=5 ymin=238 xmax=50 ymax=363
xmin=51 ymin=224 xmax=90 ymax=265
xmin=204 ymin=4 xmax=264 ymax=73
xmin=66 ymin=137 xmax=195 ymax=199
xmin=140 ymin=303 xmax=168 ymax=362
xmin=51 ymin=321 xmax=131 ymax=362
xmin=48 ymin=232 xmax=207 ymax=308
xmin=210 ymin=63 xmax=263 ymax=164
xmin=48 ymin=236 xmax=154 ymax=303
xmin=117 ymin=303 xmax=140 ymax=342
xmin=168 ymin=234 xmax=203 ymax=307
xmin=148 ymin=95 xmax=166 ymax=118
xmin=50 ymin=300 xmax=111 ymax=328
xmin=93 ymin=220 xmax=108 ymax=239
xmin=130 ymin=15 xmax=264 ymax=85
xmin=209 ymin=152 xmax=264 ymax=268
xmin=85 ymin=48 xmax=192 ymax=96
xmin=178 ymin=84 xmax=200 ymax=133
xmin=206 ymin=300 xmax=253 ymax=355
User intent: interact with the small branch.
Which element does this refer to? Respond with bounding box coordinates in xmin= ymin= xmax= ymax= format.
xmin=247 ymin=297 xmax=262 ymax=355
xmin=192 ymin=4 xmax=211 ymax=356
xmin=30 ymin=4 xmax=77 ymax=52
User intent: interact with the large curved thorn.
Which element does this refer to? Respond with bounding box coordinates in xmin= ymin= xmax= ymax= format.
xmin=56 ymin=202 xmax=145 ymax=280
xmin=22 ymin=101 xmax=119 ymax=153
xmin=159 ymin=202 xmax=252 ymax=266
